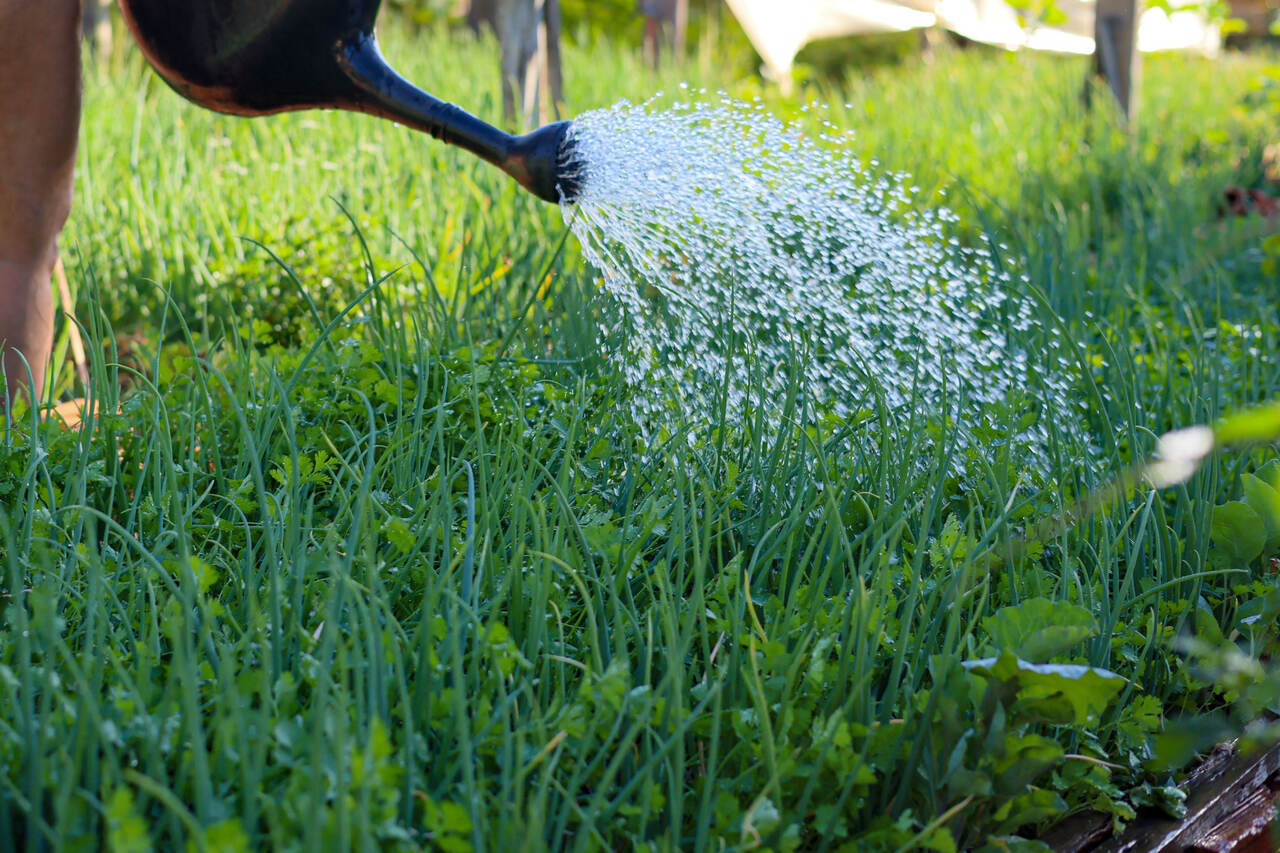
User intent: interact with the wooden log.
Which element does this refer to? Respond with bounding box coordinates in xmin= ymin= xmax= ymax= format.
xmin=1186 ymin=785 xmax=1279 ymax=852
xmin=1098 ymin=737 xmax=1280 ymax=852
xmin=1040 ymin=730 xmax=1280 ymax=852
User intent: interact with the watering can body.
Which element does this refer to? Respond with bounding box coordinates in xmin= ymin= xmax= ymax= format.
xmin=120 ymin=0 xmax=375 ymax=116
xmin=118 ymin=0 xmax=578 ymax=202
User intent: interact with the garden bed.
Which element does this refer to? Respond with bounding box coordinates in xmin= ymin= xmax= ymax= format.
xmin=2 ymin=27 xmax=1278 ymax=852
xmin=1043 ymin=723 xmax=1280 ymax=852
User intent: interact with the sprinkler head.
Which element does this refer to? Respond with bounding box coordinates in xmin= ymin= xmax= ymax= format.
xmin=503 ymin=121 xmax=584 ymax=204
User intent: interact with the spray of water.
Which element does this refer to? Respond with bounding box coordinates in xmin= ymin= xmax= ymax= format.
xmin=561 ymin=92 xmax=1079 ymax=463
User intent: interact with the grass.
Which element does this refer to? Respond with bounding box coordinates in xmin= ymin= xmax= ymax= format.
xmin=2 ymin=23 xmax=1279 ymax=852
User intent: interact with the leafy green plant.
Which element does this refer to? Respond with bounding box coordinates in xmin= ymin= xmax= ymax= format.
xmin=4 ymin=22 xmax=1279 ymax=853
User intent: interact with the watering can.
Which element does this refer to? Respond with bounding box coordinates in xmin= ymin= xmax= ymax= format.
xmin=117 ymin=0 xmax=580 ymax=203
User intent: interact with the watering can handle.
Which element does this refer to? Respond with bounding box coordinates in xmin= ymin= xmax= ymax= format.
xmin=334 ymin=34 xmax=577 ymax=202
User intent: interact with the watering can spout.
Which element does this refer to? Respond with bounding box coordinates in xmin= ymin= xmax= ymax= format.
xmin=117 ymin=0 xmax=582 ymax=203
xmin=505 ymin=122 xmax=583 ymax=205
xmin=332 ymin=35 xmax=582 ymax=203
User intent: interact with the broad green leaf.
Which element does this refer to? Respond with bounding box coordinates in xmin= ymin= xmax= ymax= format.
xmin=1193 ymin=597 xmax=1224 ymax=644
xmin=1235 ymin=585 xmax=1280 ymax=635
xmin=1242 ymin=471 xmax=1280 ymax=551
xmin=1117 ymin=694 xmax=1164 ymax=746
xmin=437 ymin=801 xmax=474 ymax=836
xmin=105 ymin=788 xmax=152 ymax=853
xmin=381 ymin=517 xmax=415 ymax=554
xmin=748 ymin=796 xmax=782 ymax=834
xmin=990 ymin=733 xmax=1064 ymax=795
xmin=1215 ymin=400 xmax=1280 ymax=446
xmin=1132 ymin=782 xmax=1188 ymax=819
xmin=991 ymin=788 xmax=1068 ymax=836
xmin=422 ymin=795 xmax=476 ymax=852
xmin=484 ymin=622 xmax=532 ymax=677
xmin=921 ymin=826 xmax=958 ymax=853
xmin=188 ymin=557 xmax=219 ymax=593
xmin=963 ymin=652 xmax=1126 ymax=725
xmin=186 ymin=820 xmax=250 ymax=853
xmin=984 ymin=598 xmax=1098 ymax=663
xmin=1150 ymin=714 xmax=1236 ymax=771
xmin=948 ymin=766 xmax=994 ymax=799
xmin=1210 ymin=501 xmax=1266 ymax=567
xmin=1043 ymin=5 xmax=1069 ymax=25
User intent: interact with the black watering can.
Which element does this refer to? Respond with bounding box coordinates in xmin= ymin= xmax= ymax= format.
xmin=117 ymin=0 xmax=580 ymax=203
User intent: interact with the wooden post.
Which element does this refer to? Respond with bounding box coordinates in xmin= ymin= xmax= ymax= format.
xmin=466 ymin=0 xmax=498 ymax=33
xmin=674 ymin=0 xmax=689 ymax=56
xmin=82 ymin=0 xmax=113 ymax=57
xmin=545 ymin=0 xmax=565 ymax=118
xmin=642 ymin=1 xmax=662 ymax=69
xmin=640 ymin=0 xmax=686 ymax=67
xmin=495 ymin=0 xmax=563 ymax=128
xmin=1092 ymin=0 xmax=1140 ymax=123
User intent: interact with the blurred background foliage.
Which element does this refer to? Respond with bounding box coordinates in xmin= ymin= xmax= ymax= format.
xmin=86 ymin=0 xmax=1280 ymax=97
xmin=385 ymin=0 xmax=762 ymax=74
xmin=380 ymin=0 xmax=1280 ymax=77
xmin=386 ymin=0 xmax=723 ymax=45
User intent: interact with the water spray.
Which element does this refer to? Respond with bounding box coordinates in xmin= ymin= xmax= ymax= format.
xmin=118 ymin=0 xmax=582 ymax=203
xmin=561 ymin=95 xmax=1083 ymax=462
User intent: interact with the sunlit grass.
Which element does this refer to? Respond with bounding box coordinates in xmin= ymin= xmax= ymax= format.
xmin=2 ymin=24 xmax=1278 ymax=852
